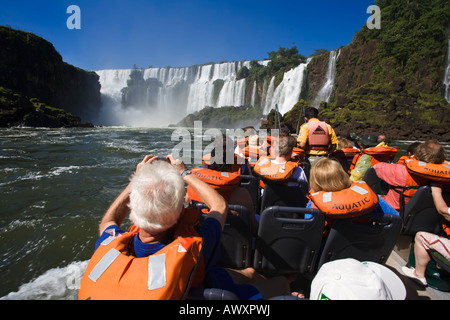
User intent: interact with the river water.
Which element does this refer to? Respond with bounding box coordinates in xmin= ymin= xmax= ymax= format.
xmin=0 ymin=127 xmax=448 ymax=300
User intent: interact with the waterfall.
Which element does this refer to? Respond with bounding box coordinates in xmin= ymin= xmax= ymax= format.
xmin=444 ymin=40 xmax=450 ymax=103
xmin=250 ymin=81 xmax=257 ymax=107
xmin=313 ymin=49 xmax=340 ymax=108
xmin=263 ymin=77 xmax=276 ymax=114
xmin=262 ymin=62 xmax=309 ymax=115
xmin=95 ymin=58 xmax=309 ymax=126
xmin=96 ymin=61 xmax=255 ymax=126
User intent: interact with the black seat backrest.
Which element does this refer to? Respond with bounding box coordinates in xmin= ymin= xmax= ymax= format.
xmin=430 ymin=251 xmax=450 ymax=274
xmin=362 ymin=167 xmax=389 ymax=195
xmin=260 ymin=181 xmax=307 ymax=214
xmin=317 ymin=213 xmax=403 ymax=270
xmin=253 ymin=206 xmax=325 ymax=275
xmin=219 ymin=204 xmax=253 ymax=269
xmin=194 ymin=203 xmax=253 ymax=269
xmin=239 ymin=175 xmax=261 ymax=214
xmin=402 ymin=186 xmax=445 ymax=236
xmin=301 ymin=161 xmax=311 ymax=181
xmin=329 ymin=150 xmax=356 ymax=174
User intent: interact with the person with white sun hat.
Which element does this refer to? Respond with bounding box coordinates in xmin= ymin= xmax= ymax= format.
xmin=310 ymin=258 xmax=407 ymax=300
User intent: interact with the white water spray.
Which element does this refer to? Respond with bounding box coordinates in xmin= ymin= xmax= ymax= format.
xmin=313 ymin=50 xmax=340 ymax=108
xmin=444 ymin=40 xmax=450 ymax=103
xmin=263 ymin=61 xmax=309 ymax=115
xmin=1 ymin=261 xmax=88 ymax=300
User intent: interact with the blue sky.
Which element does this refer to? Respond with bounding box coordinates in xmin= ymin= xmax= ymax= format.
xmin=0 ymin=0 xmax=376 ymax=71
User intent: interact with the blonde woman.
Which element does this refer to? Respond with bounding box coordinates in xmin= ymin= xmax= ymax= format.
xmin=306 ymin=158 xmax=398 ymax=234
xmin=309 ymin=157 xmax=352 ymax=192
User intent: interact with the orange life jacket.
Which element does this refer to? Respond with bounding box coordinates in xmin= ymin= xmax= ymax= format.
xmin=396 ymin=155 xmax=410 ymax=166
xmin=386 ymin=159 xmax=449 ymax=220
xmin=363 ymin=146 xmax=398 ymax=164
xmin=236 ymin=137 xmax=247 ymax=150
xmin=187 ymin=167 xmax=241 ymax=203
xmin=405 ymin=159 xmax=450 ymax=235
xmin=235 ymin=136 xmax=268 ymax=165
xmin=405 ymin=159 xmax=450 ymax=185
xmin=237 ymin=135 xmax=276 ymax=150
xmin=309 ymin=181 xmax=379 ymax=218
xmin=307 ymin=121 xmax=329 ymax=151
xmin=260 ymin=136 xmax=277 ymax=156
xmin=260 ymin=135 xmax=276 ymax=147
xmin=202 ymin=153 xmax=211 ymax=165
xmin=253 ymin=156 xmax=299 ymax=182
xmin=292 ymin=147 xmax=306 ymax=162
xmin=260 ymin=136 xmax=305 ymax=161
xmin=244 ymin=146 xmax=267 ymax=163
xmin=78 ymin=209 xmax=204 ymax=300
xmin=349 ymin=146 xmax=398 ymax=173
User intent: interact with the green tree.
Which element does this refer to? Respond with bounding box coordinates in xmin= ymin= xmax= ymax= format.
xmin=246 ymin=46 xmax=306 ymax=86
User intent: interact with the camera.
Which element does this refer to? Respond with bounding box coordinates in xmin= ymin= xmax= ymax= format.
xmin=154 ymin=156 xmax=170 ymax=162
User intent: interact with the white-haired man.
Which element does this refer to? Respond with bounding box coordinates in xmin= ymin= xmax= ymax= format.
xmin=78 ymin=154 xmax=228 ymax=300
xmin=78 ymin=155 xmax=293 ymax=300
xmin=79 ymin=154 xmax=293 ymax=300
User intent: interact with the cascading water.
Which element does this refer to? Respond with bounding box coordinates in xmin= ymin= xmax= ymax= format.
xmin=96 ymin=61 xmax=258 ymax=126
xmin=313 ymin=49 xmax=340 ymax=108
xmin=444 ymin=40 xmax=450 ymax=103
xmin=95 ymin=58 xmax=312 ymax=126
xmin=263 ymin=61 xmax=309 ymax=115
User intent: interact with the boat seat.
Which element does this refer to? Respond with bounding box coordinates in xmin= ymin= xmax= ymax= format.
xmin=317 ymin=213 xmax=403 ymax=270
xmin=239 ymin=174 xmax=261 ymax=214
xmin=330 ymin=149 xmax=361 ymax=174
xmin=407 ymin=245 xmax=450 ymax=292
xmin=194 ymin=203 xmax=253 ymax=269
xmin=402 ymin=186 xmax=445 ymax=236
xmin=362 ymin=166 xmax=389 ymax=195
xmin=259 ymin=181 xmax=307 ymax=214
xmin=253 ymin=206 xmax=325 ymax=275
xmin=430 ymin=251 xmax=450 ymax=274
xmin=300 ymin=161 xmax=311 ymax=181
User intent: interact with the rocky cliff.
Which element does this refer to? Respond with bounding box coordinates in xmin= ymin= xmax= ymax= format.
xmin=0 ymin=26 xmax=101 ymax=127
xmin=266 ymin=0 xmax=450 ymax=142
xmin=176 ymin=0 xmax=450 ymax=142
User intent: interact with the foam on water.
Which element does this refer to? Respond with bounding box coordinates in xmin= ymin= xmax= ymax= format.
xmin=0 ymin=166 xmax=86 ymax=187
xmin=1 ymin=261 xmax=88 ymax=300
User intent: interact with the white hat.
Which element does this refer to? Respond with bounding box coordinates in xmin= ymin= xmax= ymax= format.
xmin=310 ymin=258 xmax=406 ymax=300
